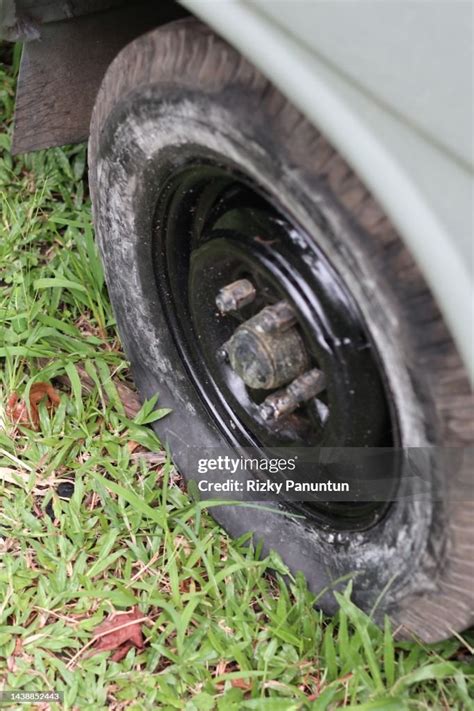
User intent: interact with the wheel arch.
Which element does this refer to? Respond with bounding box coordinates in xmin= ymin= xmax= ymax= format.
xmin=180 ymin=0 xmax=474 ymax=381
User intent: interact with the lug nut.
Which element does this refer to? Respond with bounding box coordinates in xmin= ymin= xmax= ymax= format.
xmin=216 ymin=279 xmax=256 ymax=313
xmin=260 ymin=368 xmax=326 ymax=422
xmin=254 ymin=300 xmax=296 ymax=333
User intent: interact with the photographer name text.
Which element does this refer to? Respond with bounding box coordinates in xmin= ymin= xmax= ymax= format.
xmin=197 ymin=479 xmax=349 ymax=494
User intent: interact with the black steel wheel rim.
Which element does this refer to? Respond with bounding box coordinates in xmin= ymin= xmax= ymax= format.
xmin=151 ymin=148 xmax=400 ymax=529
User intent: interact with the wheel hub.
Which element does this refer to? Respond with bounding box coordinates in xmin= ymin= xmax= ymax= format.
xmin=217 ymin=281 xmax=327 ymax=422
xmin=220 ymin=293 xmax=309 ymax=389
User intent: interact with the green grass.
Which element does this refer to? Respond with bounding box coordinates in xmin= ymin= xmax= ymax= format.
xmin=0 ymin=45 xmax=473 ymax=710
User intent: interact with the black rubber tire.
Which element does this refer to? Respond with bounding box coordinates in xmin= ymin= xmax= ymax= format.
xmin=88 ymin=19 xmax=474 ymax=641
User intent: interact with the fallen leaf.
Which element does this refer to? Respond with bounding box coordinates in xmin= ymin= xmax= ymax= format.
xmin=110 ymin=640 xmax=135 ymax=662
xmin=92 ymin=607 xmax=145 ymax=661
xmin=30 ymin=382 xmax=60 ymax=408
xmin=179 ymin=577 xmax=194 ymax=594
xmin=6 ymin=382 xmax=60 ymax=430
xmin=40 ymin=359 xmax=142 ymax=418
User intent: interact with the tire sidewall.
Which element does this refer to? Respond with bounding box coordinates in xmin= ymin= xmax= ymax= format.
xmin=91 ymin=88 xmax=444 ymax=619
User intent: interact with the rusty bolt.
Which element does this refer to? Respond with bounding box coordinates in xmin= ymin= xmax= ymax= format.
xmin=253 ymin=300 xmax=296 ymax=333
xmin=216 ymin=279 xmax=256 ymax=313
xmin=260 ymin=368 xmax=326 ymax=421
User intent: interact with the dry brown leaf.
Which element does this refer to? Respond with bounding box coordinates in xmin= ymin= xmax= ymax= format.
xmin=92 ymin=607 xmax=145 ymax=661
xmin=13 ymin=638 xmax=23 ymax=656
xmin=6 ymin=393 xmax=29 ymax=426
xmin=6 ymin=382 xmax=60 ymax=430
xmin=39 ymin=359 xmax=142 ymax=418
xmin=179 ymin=577 xmax=194 ymax=594
xmin=110 ymin=640 xmax=135 ymax=662
xmin=30 ymin=382 xmax=61 ymax=408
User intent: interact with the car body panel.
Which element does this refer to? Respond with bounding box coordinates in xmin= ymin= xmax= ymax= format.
xmin=181 ymin=0 xmax=474 ymax=379
xmin=250 ymin=0 xmax=473 ymax=169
